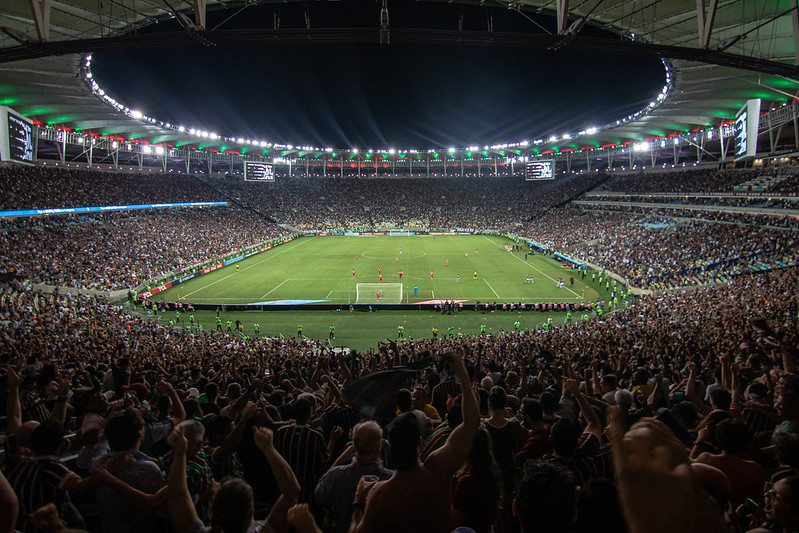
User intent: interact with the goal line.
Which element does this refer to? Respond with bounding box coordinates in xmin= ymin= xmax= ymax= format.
xmin=356 ymin=283 xmax=403 ymax=304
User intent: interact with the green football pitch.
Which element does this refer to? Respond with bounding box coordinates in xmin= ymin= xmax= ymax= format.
xmin=141 ymin=235 xmax=618 ymax=351
xmin=152 ymin=234 xmax=598 ymax=306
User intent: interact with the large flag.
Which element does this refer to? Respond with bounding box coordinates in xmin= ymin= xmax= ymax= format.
xmin=343 ymin=359 xmax=431 ymax=421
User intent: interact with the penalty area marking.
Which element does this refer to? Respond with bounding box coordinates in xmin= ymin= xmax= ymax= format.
xmin=481 ymin=235 xmax=582 ymax=299
xmin=262 ymin=279 xmax=289 ymax=299
xmin=178 ymin=238 xmax=312 ymax=300
xmin=484 ymin=279 xmax=500 ymax=299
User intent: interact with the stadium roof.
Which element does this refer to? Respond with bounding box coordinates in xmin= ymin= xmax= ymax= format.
xmin=0 ymin=0 xmax=797 ymax=155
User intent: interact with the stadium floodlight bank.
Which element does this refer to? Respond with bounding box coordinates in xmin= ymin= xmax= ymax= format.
xmin=356 ymin=283 xmax=403 ymax=304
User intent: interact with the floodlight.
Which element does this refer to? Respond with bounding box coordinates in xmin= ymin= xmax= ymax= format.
xmin=352 ymin=148 xmax=358 ymax=154
xmin=111 ymin=141 xmax=118 ymax=149
xmin=130 ymin=110 xmax=143 ymax=119
xmin=389 ymin=148 xmax=396 ymax=154
xmin=155 ymin=146 xmax=164 ymax=155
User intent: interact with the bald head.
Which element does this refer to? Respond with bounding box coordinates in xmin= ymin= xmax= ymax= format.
xmin=353 ymin=421 xmax=383 ymax=458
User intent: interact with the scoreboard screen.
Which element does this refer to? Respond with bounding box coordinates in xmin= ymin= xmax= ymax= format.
xmin=244 ymin=161 xmax=275 ymax=181
xmin=525 ymin=160 xmax=554 ymax=180
xmin=733 ymin=98 xmax=761 ymax=160
xmin=0 ymin=106 xmax=34 ymax=165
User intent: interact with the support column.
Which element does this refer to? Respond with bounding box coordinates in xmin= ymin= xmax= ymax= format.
xmin=696 ymin=0 xmax=719 ymax=49
xmin=28 ymin=0 xmax=51 ymax=41
xmin=193 ymin=0 xmax=207 ymax=29
xmin=793 ymin=101 xmax=799 ymax=150
xmin=556 ymin=0 xmax=569 ymax=34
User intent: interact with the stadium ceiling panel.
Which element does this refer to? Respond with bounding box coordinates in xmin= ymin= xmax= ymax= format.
xmin=0 ymin=0 xmax=797 ymax=154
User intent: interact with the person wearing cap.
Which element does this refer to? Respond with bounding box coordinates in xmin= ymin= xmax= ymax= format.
xmin=350 ymin=351 xmax=478 ymax=533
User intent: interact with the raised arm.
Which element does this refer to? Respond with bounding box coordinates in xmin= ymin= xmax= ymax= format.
xmin=255 ymin=426 xmax=301 ymax=533
xmin=426 ymin=351 xmax=479 ymax=474
xmin=212 ymin=403 xmax=257 ymax=464
xmin=156 ymin=379 xmax=185 ymax=425
xmin=0 ymin=468 xmax=18 ymax=533
xmin=166 ymin=427 xmax=201 ymax=533
xmin=6 ymin=367 xmax=22 ymax=435
xmin=565 ymin=379 xmax=601 ymax=438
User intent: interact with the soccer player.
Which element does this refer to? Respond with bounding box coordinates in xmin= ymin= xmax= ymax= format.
xmin=473 ymin=271 xmax=478 ymax=280
xmin=352 ymin=269 xmax=356 ymax=278
xmin=414 ymin=286 xmax=418 ymax=296
xmin=456 ymin=274 xmax=460 ymax=283
xmin=399 ymin=270 xmax=404 ymax=279
xmin=430 ymin=272 xmax=434 ymax=280
xmin=446 ymin=259 xmax=449 ymax=267
xmin=236 ymin=264 xmax=240 ymax=272
xmin=379 ymin=274 xmax=383 ymax=282
xmin=514 ymin=320 xmax=521 ymax=332
xmin=397 ymin=324 xmax=404 ymax=338
xmin=378 ymin=267 xmax=381 ymax=275
xmin=432 ymin=326 xmax=438 ymax=338
xmin=480 ymin=324 xmax=486 ymax=335
xmin=447 ymin=326 xmax=454 ymax=338
xmin=400 ymin=247 xmax=402 ymax=254
xmin=216 ymin=317 xmax=222 ymax=331
xmin=355 ymin=255 xmax=358 ymax=262
xmin=297 ymin=324 xmax=303 ymax=337
xmin=329 ymin=325 xmax=335 ymax=340
xmin=396 ymin=257 xmax=399 ymax=264
xmin=254 ymin=323 xmax=260 ymax=335
xmin=226 ymin=320 xmax=232 ymax=332
xmin=376 ymin=290 xmax=381 ymax=302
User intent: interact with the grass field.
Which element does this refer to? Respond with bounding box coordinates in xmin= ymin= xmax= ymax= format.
xmin=152 ymin=235 xmax=599 ymax=305
xmin=140 ymin=235 xmax=624 ymax=351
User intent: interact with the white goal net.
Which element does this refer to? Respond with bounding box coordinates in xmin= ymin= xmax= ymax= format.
xmin=356 ymin=283 xmax=403 ymax=304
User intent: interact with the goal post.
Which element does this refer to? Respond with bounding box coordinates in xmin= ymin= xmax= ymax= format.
xmin=356 ymin=283 xmax=403 ymax=304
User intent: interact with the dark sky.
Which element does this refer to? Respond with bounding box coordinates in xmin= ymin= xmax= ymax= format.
xmin=92 ymin=0 xmax=665 ymax=149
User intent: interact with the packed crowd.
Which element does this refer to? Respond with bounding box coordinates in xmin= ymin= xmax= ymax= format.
xmin=593 ymin=168 xmax=772 ymax=194
xmin=0 ymin=261 xmax=798 ymax=532
xmin=207 ymin=173 xmax=607 ymax=231
xmin=0 ymin=207 xmax=291 ymax=291
xmin=0 ymin=167 xmax=225 ymax=211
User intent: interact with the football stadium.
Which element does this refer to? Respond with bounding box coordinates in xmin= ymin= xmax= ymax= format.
xmin=1 ymin=1 xmax=799 ymax=532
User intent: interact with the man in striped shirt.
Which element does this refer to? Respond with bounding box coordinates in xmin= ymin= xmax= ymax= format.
xmin=275 ymin=397 xmax=330 ymax=505
xmin=8 ymin=420 xmax=98 ymax=533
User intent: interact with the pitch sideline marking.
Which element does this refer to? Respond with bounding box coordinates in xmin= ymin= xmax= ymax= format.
xmin=481 ymin=235 xmax=582 ymax=299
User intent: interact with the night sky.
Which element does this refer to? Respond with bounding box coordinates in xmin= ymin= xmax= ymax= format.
xmin=92 ymin=1 xmax=665 ymax=149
